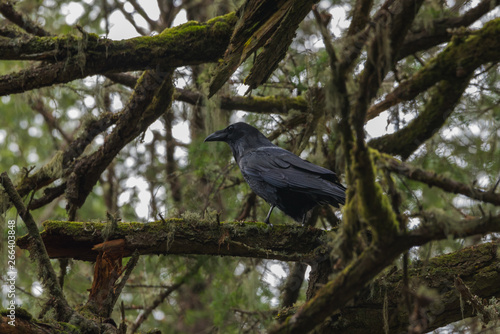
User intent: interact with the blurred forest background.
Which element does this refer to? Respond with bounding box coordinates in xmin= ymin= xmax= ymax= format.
xmin=0 ymin=0 xmax=499 ymax=333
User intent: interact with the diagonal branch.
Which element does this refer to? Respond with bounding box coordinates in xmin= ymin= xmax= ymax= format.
xmin=128 ymin=260 xmax=203 ymax=334
xmin=0 ymin=173 xmax=69 ymax=318
xmin=0 ymin=173 xmax=100 ymax=331
xmin=367 ymin=18 xmax=500 ymax=121
xmin=377 ymin=154 xmax=500 ymax=206
xmin=369 ymin=75 xmax=471 ymax=159
xmin=347 ymin=0 xmax=374 ymax=36
xmin=0 ymin=0 xmax=52 ymax=36
xmin=66 ymin=68 xmax=175 ymax=212
xmin=0 ymin=111 xmax=120 ymax=216
xmin=398 ymin=0 xmax=500 ymax=59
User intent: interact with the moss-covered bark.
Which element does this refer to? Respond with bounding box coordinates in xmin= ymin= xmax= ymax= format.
xmin=321 ymin=242 xmax=500 ymax=333
xmin=12 ymin=213 xmax=500 ymax=334
xmin=0 ymin=12 xmax=237 ymax=96
xmin=369 ymin=75 xmax=472 ymax=159
xmin=367 ymin=17 xmax=500 ymax=120
xmin=16 ymin=220 xmax=330 ymax=262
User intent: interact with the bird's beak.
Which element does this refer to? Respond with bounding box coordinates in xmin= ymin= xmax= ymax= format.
xmin=204 ymin=129 xmax=227 ymax=142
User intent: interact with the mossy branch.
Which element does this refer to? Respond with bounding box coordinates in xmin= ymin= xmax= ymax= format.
xmin=17 ymin=214 xmax=499 ymax=263
xmin=0 ymin=12 xmax=237 ymax=96
xmin=0 ymin=173 xmax=100 ymax=331
xmin=4 ymin=242 xmax=499 ymax=333
xmin=16 ymin=220 xmax=330 ymax=262
xmin=268 ymin=212 xmax=500 ymax=334
xmin=369 ymin=75 xmax=472 ymax=159
xmin=377 ymin=153 xmax=500 ymax=206
xmin=321 ymin=242 xmax=500 ymax=333
xmin=106 ymin=72 xmax=311 ymax=113
xmin=367 ymin=17 xmax=500 ymax=120
xmin=398 ymin=0 xmax=500 ymax=59
xmin=66 ymin=68 xmax=175 ymax=211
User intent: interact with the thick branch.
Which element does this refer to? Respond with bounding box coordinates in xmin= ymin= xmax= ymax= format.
xmin=324 ymin=242 xmax=500 ymax=333
xmin=16 ymin=220 xmax=329 ymax=262
xmin=269 ymin=212 xmax=500 ymax=334
xmin=369 ymin=75 xmax=471 ymax=159
xmin=16 ymin=213 xmax=500 ymax=262
xmin=0 ymin=13 xmax=236 ymax=96
xmin=367 ymin=18 xmax=500 ymax=120
xmin=398 ymin=0 xmax=500 ymax=59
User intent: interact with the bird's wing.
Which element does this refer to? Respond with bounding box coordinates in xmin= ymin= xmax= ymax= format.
xmin=241 ymin=147 xmax=345 ymax=196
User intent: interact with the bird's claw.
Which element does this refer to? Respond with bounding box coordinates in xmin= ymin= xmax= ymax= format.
xmin=264 ymin=219 xmax=273 ymax=228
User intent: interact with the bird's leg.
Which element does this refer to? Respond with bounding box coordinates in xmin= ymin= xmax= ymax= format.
xmin=264 ymin=205 xmax=275 ymax=227
xmin=301 ymin=213 xmax=307 ymax=227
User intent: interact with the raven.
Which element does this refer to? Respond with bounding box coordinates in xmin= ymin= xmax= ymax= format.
xmin=205 ymin=122 xmax=346 ymax=226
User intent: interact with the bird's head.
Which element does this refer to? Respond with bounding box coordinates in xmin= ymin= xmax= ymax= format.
xmin=204 ymin=122 xmax=266 ymax=145
xmin=204 ymin=122 xmax=274 ymax=159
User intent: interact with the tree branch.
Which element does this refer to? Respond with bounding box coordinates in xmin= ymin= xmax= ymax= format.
xmin=0 ymin=111 xmax=120 ymax=216
xmin=105 ymin=73 xmax=310 ymax=114
xmin=0 ymin=0 xmax=52 ymax=36
xmin=404 ymin=211 xmax=500 ymax=246
xmin=369 ymin=75 xmax=471 ymax=159
xmin=367 ymin=18 xmax=500 ymax=121
xmin=16 ymin=211 xmax=500 ymax=263
xmin=0 ymin=173 xmax=69 ymax=318
xmin=0 ymin=173 xmax=100 ymax=331
xmin=16 ymin=220 xmax=329 ymax=262
xmin=377 ymin=154 xmax=500 ymax=206
xmin=128 ymin=260 xmax=202 ymax=334
xmin=0 ymin=12 xmax=237 ymax=96
xmin=66 ymin=68 xmax=175 ymax=211
xmin=323 ymin=242 xmax=500 ymax=333
xmin=398 ymin=0 xmax=500 ymax=59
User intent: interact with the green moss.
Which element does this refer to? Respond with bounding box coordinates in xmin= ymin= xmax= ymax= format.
xmin=207 ymin=11 xmax=237 ymax=26
xmin=56 ymin=322 xmax=81 ymax=333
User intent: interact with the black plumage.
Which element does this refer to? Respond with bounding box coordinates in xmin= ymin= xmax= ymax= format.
xmin=204 ymin=122 xmax=346 ymax=226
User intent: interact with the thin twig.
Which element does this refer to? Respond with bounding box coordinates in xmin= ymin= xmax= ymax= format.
xmin=0 ymin=172 xmax=72 ymax=320
xmin=454 ymin=276 xmax=493 ymax=324
xmin=128 ymin=260 xmax=203 ymax=334
xmin=110 ymin=250 xmax=141 ymax=314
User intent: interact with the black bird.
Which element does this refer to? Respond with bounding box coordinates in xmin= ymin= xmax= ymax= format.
xmin=204 ymin=122 xmax=346 ymax=226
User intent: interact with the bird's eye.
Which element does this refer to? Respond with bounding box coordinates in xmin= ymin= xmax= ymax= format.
xmin=227 ymin=125 xmax=234 ymax=133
